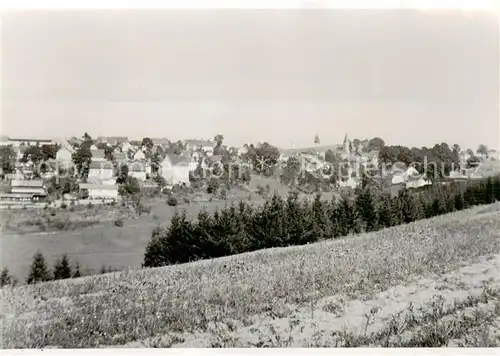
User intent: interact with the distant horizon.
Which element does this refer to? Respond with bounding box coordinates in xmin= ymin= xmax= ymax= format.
xmin=2 ymin=9 xmax=498 ymax=151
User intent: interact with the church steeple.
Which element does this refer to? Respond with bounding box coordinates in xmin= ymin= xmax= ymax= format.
xmin=343 ymin=133 xmax=350 ymax=154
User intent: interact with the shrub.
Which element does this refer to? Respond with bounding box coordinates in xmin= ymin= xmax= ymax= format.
xmin=167 ymin=196 xmax=178 ymax=206
xmin=61 ymin=202 xmax=67 ymax=209
xmin=0 ymin=267 xmax=17 ymax=287
xmin=72 ymin=261 xmax=81 ymax=278
xmin=207 ymin=178 xmax=220 ymax=194
xmin=114 ymin=218 xmax=124 ymax=227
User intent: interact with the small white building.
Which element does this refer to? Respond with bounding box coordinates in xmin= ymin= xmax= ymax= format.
xmin=128 ymin=163 xmax=147 ymax=182
xmin=185 ymin=139 xmax=214 ymax=157
xmin=161 ymin=154 xmax=192 ymax=186
xmin=56 ymin=146 xmax=74 ymax=168
xmin=88 ymin=161 xmax=115 ymax=181
xmin=79 ymin=183 xmax=119 ymax=200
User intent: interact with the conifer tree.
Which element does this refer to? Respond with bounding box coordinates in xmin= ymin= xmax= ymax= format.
xmin=355 ymin=188 xmax=378 ymax=232
xmin=53 ymin=254 xmax=72 ymax=280
xmin=26 ymin=251 xmax=51 ymax=284
xmin=377 ymin=194 xmax=393 ymax=228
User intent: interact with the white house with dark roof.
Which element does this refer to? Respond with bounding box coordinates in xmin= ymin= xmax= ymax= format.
xmin=161 ymin=154 xmax=193 ymax=186
xmin=185 ymin=139 xmax=214 ymax=156
xmin=88 ymin=161 xmax=115 ymax=181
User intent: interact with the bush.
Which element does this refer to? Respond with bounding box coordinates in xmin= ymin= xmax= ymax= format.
xmin=1 ymin=267 xmax=17 ymax=287
xmin=61 ymin=202 xmax=67 ymax=209
xmin=114 ymin=218 xmax=124 ymax=227
xmin=167 ymin=196 xmax=178 ymax=206
xmin=207 ymin=178 xmax=220 ymax=194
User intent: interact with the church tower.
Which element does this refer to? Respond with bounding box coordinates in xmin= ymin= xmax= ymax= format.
xmin=343 ymin=133 xmax=350 ymax=154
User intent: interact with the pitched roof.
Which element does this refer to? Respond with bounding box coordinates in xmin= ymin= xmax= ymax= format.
xmin=114 ymin=152 xmax=127 ymax=161
xmin=97 ymin=136 xmax=128 ymax=144
xmin=151 ymin=138 xmax=170 ymax=145
xmin=185 ymin=139 xmax=213 ymax=147
xmin=130 ymin=165 xmax=146 ymax=172
xmin=163 ymin=154 xmax=191 ymax=166
xmin=89 ymin=161 xmax=114 ymax=170
xmin=92 ymin=149 xmax=106 ymax=160
xmin=11 ymin=179 xmax=44 ymax=187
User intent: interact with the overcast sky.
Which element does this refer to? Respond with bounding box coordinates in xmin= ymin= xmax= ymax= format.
xmin=1 ymin=9 xmax=498 ymax=150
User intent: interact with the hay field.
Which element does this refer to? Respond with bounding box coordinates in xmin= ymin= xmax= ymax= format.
xmin=1 ymin=203 xmax=499 ymax=348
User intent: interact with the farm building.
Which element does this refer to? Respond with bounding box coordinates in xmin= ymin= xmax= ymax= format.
xmin=7 ymin=179 xmax=47 ymax=200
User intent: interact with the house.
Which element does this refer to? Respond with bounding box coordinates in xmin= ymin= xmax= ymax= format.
xmin=91 ymin=149 xmax=107 ymax=161
xmin=238 ymin=144 xmax=249 ymax=157
xmin=120 ymin=141 xmax=134 ymax=153
xmin=7 ymin=137 xmax=54 ymax=147
xmin=0 ymin=136 xmax=10 ymax=146
xmin=9 ymin=179 xmax=47 ymax=200
xmin=300 ymin=154 xmax=327 ymax=173
xmin=56 ymin=145 xmax=74 ymax=168
xmin=96 ymin=136 xmax=128 ymax=146
xmin=113 ymin=152 xmax=127 ymax=164
xmin=68 ymin=137 xmax=83 ymax=148
xmin=185 ymin=139 xmax=214 ymax=156
xmin=79 ymin=183 xmax=119 ymax=200
xmin=151 ymin=138 xmax=170 ymax=147
xmin=128 ymin=163 xmax=147 ymax=182
xmin=133 ymin=149 xmax=146 ymax=161
xmin=160 ymin=154 xmax=193 ymax=186
xmin=88 ymin=161 xmax=115 ymax=181
xmin=390 ymin=166 xmax=431 ymax=189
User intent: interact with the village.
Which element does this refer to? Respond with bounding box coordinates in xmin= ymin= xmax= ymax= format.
xmin=0 ymin=133 xmax=498 ymax=208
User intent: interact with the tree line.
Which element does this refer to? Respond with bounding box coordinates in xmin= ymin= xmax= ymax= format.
xmin=0 ymin=252 xmax=123 ymax=287
xmin=143 ymin=175 xmax=500 ymax=267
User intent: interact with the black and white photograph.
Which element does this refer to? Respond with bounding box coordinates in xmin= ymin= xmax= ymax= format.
xmin=1 ymin=1 xmax=499 ymax=350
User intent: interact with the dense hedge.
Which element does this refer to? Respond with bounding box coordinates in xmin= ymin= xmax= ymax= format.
xmin=143 ymin=176 xmax=500 ymax=267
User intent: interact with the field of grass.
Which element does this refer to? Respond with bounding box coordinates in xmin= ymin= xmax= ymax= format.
xmin=0 ymin=193 xmax=269 ymax=281
xmin=1 ymin=203 xmax=499 ymax=348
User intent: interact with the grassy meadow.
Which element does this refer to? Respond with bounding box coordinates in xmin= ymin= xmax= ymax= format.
xmin=1 ymin=203 xmax=499 ymax=348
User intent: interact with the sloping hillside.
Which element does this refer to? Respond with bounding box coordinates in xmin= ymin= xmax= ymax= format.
xmin=1 ymin=204 xmax=500 ymax=348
